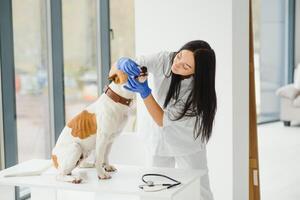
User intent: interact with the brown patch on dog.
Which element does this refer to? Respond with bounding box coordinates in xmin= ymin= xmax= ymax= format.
xmin=108 ymin=65 xmax=128 ymax=84
xmin=51 ymin=155 xmax=59 ymax=169
xmin=67 ymin=110 xmax=97 ymax=139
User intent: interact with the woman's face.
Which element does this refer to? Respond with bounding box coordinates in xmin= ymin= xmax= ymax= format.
xmin=171 ymin=50 xmax=195 ymax=76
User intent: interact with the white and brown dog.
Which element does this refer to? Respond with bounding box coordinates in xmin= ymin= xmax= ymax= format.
xmin=51 ymin=65 xmax=147 ymax=184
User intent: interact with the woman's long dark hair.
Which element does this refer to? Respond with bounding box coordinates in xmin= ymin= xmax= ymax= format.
xmin=163 ymin=40 xmax=217 ymax=143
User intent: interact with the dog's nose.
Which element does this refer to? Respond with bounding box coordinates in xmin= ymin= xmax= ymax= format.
xmin=140 ymin=66 xmax=147 ymax=74
xmin=134 ymin=66 xmax=148 ymax=83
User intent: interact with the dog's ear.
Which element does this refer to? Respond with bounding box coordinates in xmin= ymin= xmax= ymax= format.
xmin=108 ymin=65 xmax=128 ymax=84
xmin=108 ymin=74 xmax=120 ymax=83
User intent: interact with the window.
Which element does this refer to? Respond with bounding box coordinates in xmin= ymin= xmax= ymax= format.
xmin=252 ymin=0 xmax=261 ymax=120
xmin=12 ymin=0 xmax=50 ymax=166
xmin=253 ymin=0 xmax=295 ymax=123
xmin=109 ymin=0 xmax=135 ymax=63
xmin=62 ymin=0 xmax=99 ymax=122
xmin=12 ymin=0 xmax=50 ymax=199
xmin=109 ymin=0 xmax=136 ymax=132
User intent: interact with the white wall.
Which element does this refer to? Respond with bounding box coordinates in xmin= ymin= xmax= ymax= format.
xmin=133 ymin=0 xmax=249 ymax=199
xmin=232 ymin=0 xmax=249 ymax=199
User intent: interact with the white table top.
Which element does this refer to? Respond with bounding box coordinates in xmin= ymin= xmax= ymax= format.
xmin=0 ymin=159 xmax=203 ymax=198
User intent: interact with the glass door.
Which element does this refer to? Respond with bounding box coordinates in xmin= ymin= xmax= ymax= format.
xmin=62 ymin=0 xmax=99 ymax=121
xmin=109 ymin=0 xmax=136 ymax=132
xmin=253 ymin=0 xmax=294 ymax=123
xmin=12 ymin=0 xmax=50 ymax=198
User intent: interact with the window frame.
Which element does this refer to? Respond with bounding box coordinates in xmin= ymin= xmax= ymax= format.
xmin=0 ymin=0 xmax=19 ymax=198
xmin=48 ymin=0 xmax=66 ymax=142
xmin=0 ymin=27 xmax=5 ymax=172
xmin=0 ymin=0 xmax=19 ymax=170
xmin=286 ymin=0 xmax=296 ymax=84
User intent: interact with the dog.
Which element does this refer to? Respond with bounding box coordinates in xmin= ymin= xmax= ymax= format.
xmin=51 ymin=65 xmax=147 ymax=184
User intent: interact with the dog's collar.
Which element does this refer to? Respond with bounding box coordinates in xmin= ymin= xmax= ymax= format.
xmin=103 ymin=85 xmax=132 ymax=107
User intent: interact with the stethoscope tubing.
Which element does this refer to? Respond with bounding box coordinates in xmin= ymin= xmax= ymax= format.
xmin=139 ymin=173 xmax=181 ymax=192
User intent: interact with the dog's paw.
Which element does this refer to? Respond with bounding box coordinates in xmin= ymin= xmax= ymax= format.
xmin=98 ymin=173 xmax=111 ymax=180
xmin=104 ymin=165 xmax=117 ymax=172
xmin=56 ymin=174 xmax=83 ymax=184
xmin=71 ymin=177 xmax=83 ymax=184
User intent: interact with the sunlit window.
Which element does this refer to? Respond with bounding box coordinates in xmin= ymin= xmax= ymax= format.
xmin=62 ymin=0 xmax=98 ymax=121
xmin=110 ymin=0 xmax=136 ymax=132
xmin=12 ymin=0 xmax=50 ymax=198
xmin=110 ymin=0 xmax=135 ymax=63
xmin=12 ymin=0 xmax=50 ymax=164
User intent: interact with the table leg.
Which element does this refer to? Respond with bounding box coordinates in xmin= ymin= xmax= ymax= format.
xmin=0 ymin=185 xmax=15 ymax=200
xmin=31 ymin=187 xmax=57 ymax=200
xmin=173 ymin=178 xmax=200 ymax=200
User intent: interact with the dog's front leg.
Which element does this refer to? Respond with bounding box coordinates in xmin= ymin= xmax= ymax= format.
xmin=95 ymin=133 xmax=111 ymax=179
xmin=103 ymin=143 xmax=117 ymax=172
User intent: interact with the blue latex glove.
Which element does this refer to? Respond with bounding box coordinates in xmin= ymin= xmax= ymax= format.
xmin=117 ymin=57 xmax=140 ymax=77
xmin=124 ymin=77 xmax=152 ymax=99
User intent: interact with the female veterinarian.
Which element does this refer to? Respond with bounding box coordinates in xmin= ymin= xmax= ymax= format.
xmin=117 ymin=40 xmax=216 ymax=200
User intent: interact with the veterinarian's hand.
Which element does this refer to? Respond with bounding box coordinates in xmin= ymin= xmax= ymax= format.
xmin=117 ymin=57 xmax=140 ymax=77
xmin=124 ymin=77 xmax=152 ymax=99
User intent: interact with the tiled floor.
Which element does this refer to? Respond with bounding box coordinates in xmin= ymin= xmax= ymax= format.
xmin=258 ymin=121 xmax=300 ymax=200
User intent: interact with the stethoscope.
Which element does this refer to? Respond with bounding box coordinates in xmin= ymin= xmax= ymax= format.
xmin=139 ymin=173 xmax=181 ymax=192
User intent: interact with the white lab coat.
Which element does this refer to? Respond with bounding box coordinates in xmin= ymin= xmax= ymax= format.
xmin=134 ymin=51 xmax=214 ymax=200
xmin=135 ymin=51 xmax=206 ymax=156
